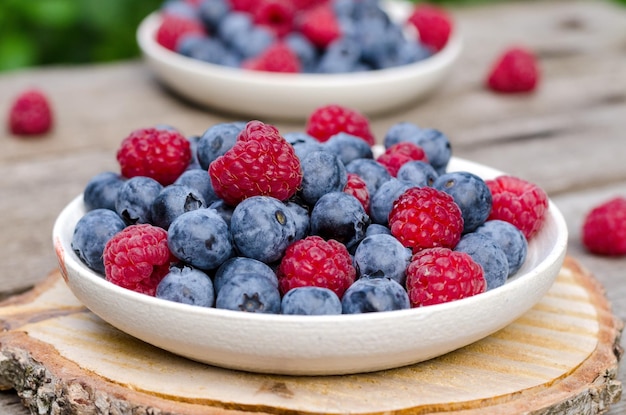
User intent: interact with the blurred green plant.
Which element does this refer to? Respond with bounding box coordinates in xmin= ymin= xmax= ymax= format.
xmin=0 ymin=0 xmax=162 ymax=72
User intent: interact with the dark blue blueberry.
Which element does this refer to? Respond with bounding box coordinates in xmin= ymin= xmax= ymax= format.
xmin=208 ymin=199 xmax=234 ymax=227
xmin=71 ymin=209 xmax=126 ymax=274
xmin=365 ymin=223 xmax=392 ymax=237
xmin=281 ymin=287 xmax=342 ymax=315
xmin=83 ymin=171 xmax=125 ymax=212
xmin=115 ymin=176 xmax=163 ymax=225
xmin=213 ymin=257 xmax=278 ymax=294
xmin=299 ymin=150 xmax=348 ymax=206
xmin=396 ymin=160 xmax=438 ymax=187
xmin=345 ymin=158 xmax=392 ymax=197
xmin=168 ymin=208 xmax=233 ymax=270
xmin=317 ymin=37 xmax=362 ymax=73
xmin=341 ymin=277 xmax=410 ymax=314
xmin=177 ymin=36 xmax=235 ymax=66
xmin=151 ymin=184 xmax=206 ymax=230
xmin=284 ymin=132 xmax=325 ymax=161
xmin=433 ymin=171 xmax=492 ymax=234
xmin=285 ymin=201 xmax=310 ymax=241
xmin=310 ymin=192 xmax=370 ymax=250
xmin=393 ymin=39 xmax=432 ymax=66
xmin=156 ymin=264 xmax=215 ymax=307
xmin=455 ymin=233 xmax=509 ymax=291
xmin=369 ymin=178 xmax=413 ymax=225
xmin=354 ymin=16 xmax=400 ymax=69
xmin=353 ymin=234 xmax=411 ymax=285
xmin=384 ymin=123 xmax=452 ymax=175
xmin=230 ymin=196 xmax=297 ymax=263
xmin=324 ymin=132 xmax=373 ymax=166
xmin=216 ymin=273 xmax=281 ymax=314
xmin=196 ymin=122 xmax=246 ymax=170
xmin=185 ymin=135 xmax=202 ymax=170
xmin=284 ymin=33 xmax=318 ymax=72
xmin=474 ymin=220 xmax=528 ymax=277
xmin=217 ymin=12 xmax=253 ymax=46
xmin=197 ymin=0 xmax=230 ymax=30
xmin=232 ymin=25 xmax=276 ymax=59
xmin=174 ymin=169 xmax=219 ymax=206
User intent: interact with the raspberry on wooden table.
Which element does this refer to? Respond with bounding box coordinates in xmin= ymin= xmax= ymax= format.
xmin=582 ymin=197 xmax=626 ymax=256
xmin=406 ymin=247 xmax=486 ymax=307
xmin=8 ymin=89 xmax=53 ymax=136
xmin=486 ymin=46 xmax=540 ymax=93
xmin=305 ymin=104 xmax=376 ymax=146
xmin=103 ymin=224 xmax=174 ymax=296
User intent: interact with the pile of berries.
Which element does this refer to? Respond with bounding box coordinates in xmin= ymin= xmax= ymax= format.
xmin=154 ymin=0 xmax=453 ymax=74
xmin=71 ymin=103 xmax=549 ymax=315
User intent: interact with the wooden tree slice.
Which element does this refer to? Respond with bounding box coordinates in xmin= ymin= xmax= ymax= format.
xmin=0 ymin=257 xmax=622 ymax=414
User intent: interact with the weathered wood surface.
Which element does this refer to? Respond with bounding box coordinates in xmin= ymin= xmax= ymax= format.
xmin=0 ymin=258 xmax=621 ymax=414
xmin=0 ymin=0 xmax=625 ymax=413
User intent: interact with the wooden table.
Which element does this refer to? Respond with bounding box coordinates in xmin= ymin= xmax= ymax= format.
xmin=1 ymin=0 xmax=625 ymax=413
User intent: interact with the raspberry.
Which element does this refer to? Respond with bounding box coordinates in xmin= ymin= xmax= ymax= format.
xmin=486 ymin=47 xmax=540 ymax=93
xmin=407 ymin=4 xmax=453 ymax=52
xmin=344 ymin=173 xmax=370 ymax=214
xmin=116 ymin=127 xmax=192 ymax=186
xmin=582 ymin=197 xmax=626 ymax=256
xmin=242 ymin=42 xmax=301 ymax=73
xmin=277 ymin=236 xmax=356 ymax=299
xmin=156 ymin=14 xmax=206 ymax=51
xmin=305 ymin=104 xmax=375 ymax=146
xmin=8 ymin=89 xmax=53 ymax=136
xmin=406 ymin=247 xmax=486 ymax=307
xmin=388 ymin=186 xmax=464 ymax=253
xmin=486 ymin=175 xmax=548 ymax=239
xmin=209 ymin=120 xmax=303 ymax=205
xmin=298 ymin=4 xmax=341 ymax=49
xmin=253 ymin=0 xmax=295 ymax=37
xmin=103 ymin=224 xmax=174 ymax=296
xmin=376 ymin=142 xmax=429 ymax=177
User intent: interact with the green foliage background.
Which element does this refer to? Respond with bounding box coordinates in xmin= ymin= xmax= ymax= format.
xmin=1 ymin=0 xmax=624 ymax=73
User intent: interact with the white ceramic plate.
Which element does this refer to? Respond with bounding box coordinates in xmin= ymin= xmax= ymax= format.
xmin=52 ymin=157 xmax=568 ymax=376
xmin=135 ymin=1 xmax=463 ymax=120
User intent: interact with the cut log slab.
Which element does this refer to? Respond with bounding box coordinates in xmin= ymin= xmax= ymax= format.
xmin=0 ymin=257 xmax=622 ymax=415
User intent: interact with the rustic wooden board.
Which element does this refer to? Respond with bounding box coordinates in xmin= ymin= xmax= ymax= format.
xmin=0 ymin=257 xmax=621 ymax=414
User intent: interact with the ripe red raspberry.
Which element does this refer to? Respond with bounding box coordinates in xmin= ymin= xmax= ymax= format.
xmin=242 ymin=42 xmax=301 ymax=73
xmin=305 ymin=104 xmax=375 ymax=146
xmin=277 ymin=236 xmax=356 ymax=299
xmin=103 ymin=224 xmax=174 ymax=296
xmin=388 ymin=186 xmax=464 ymax=253
xmin=582 ymin=197 xmax=626 ymax=256
xmin=407 ymin=4 xmax=453 ymax=52
xmin=253 ymin=0 xmax=295 ymax=37
xmin=486 ymin=175 xmax=548 ymax=239
xmin=8 ymin=89 xmax=53 ymax=136
xmin=156 ymin=14 xmax=206 ymax=51
xmin=298 ymin=4 xmax=341 ymax=48
xmin=376 ymin=142 xmax=429 ymax=177
xmin=117 ymin=127 xmax=192 ymax=186
xmin=344 ymin=173 xmax=370 ymax=214
xmin=230 ymin=0 xmax=256 ymax=12
xmin=209 ymin=120 xmax=303 ymax=206
xmin=406 ymin=247 xmax=486 ymax=307
xmin=486 ymin=47 xmax=540 ymax=93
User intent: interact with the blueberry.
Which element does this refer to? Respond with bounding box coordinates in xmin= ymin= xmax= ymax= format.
xmin=284 ymin=132 xmax=325 ymax=161
xmin=174 ymin=169 xmax=219 ymax=206
xmin=198 ymin=0 xmax=230 ymax=30
xmin=216 ymin=273 xmax=281 ymax=314
xmin=217 ymin=12 xmax=253 ymax=47
xmin=115 ymin=176 xmax=163 ymax=225
xmin=299 ymin=150 xmax=348 ymax=206
xmin=345 ymin=158 xmax=392 ymax=196
xmin=341 ymin=277 xmax=410 ymax=314
xmin=281 ymin=287 xmax=342 ymax=315
xmin=353 ymin=234 xmax=411 ymax=285
xmin=317 ymin=37 xmax=362 ymax=73
xmin=208 ymin=199 xmax=234 ymax=227
xmin=156 ymin=264 xmax=215 ymax=307
xmin=474 ymin=220 xmax=528 ymax=277
xmin=433 ymin=171 xmax=492 ymax=234
xmin=365 ymin=223 xmax=392 ymax=237
xmin=185 ymin=134 xmax=202 ymax=170
xmin=232 ymin=24 xmax=276 ymax=59
xmin=230 ymin=196 xmax=297 ymax=263
xmin=310 ymin=191 xmax=370 ymax=250
xmin=168 ymin=208 xmax=233 ymax=270
xmin=455 ymin=233 xmax=509 ymax=291
xmin=71 ymin=209 xmax=126 ymax=274
xmin=285 ymin=200 xmax=310 ymax=241
xmin=369 ymin=178 xmax=413 ymax=225
xmin=324 ymin=132 xmax=373 ymax=166
xmin=83 ymin=171 xmax=125 ymax=212
xmin=196 ymin=121 xmax=246 ymax=170
xmin=284 ymin=33 xmax=318 ymax=72
xmin=396 ymin=160 xmax=438 ymax=187
xmin=151 ymin=184 xmax=206 ymax=230
xmin=177 ymin=36 xmax=235 ymax=66
xmin=213 ymin=257 xmax=278 ymax=294
xmin=384 ymin=123 xmax=452 ymax=175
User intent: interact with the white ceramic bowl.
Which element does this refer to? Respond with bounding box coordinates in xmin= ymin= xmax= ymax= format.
xmin=135 ymin=1 xmax=463 ymax=120
xmin=52 ymin=157 xmax=568 ymax=376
